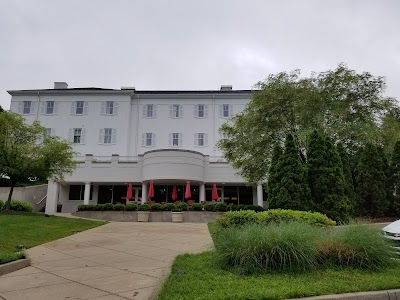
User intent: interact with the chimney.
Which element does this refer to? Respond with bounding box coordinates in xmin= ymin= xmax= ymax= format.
xmin=54 ymin=82 xmax=68 ymax=89
xmin=121 ymin=86 xmax=135 ymax=90
xmin=220 ymin=85 xmax=232 ymax=91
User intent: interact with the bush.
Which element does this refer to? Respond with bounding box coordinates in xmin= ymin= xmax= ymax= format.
xmin=138 ymin=204 xmax=150 ymax=211
xmin=125 ymin=204 xmax=137 ymax=211
xmin=191 ymin=203 xmax=203 ymax=211
xmin=177 ymin=202 xmax=188 ymax=211
xmin=103 ymin=203 xmax=115 ymax=211
xmin=163 ymin=203 xmax=176 ymax=211
xmin=204 ymin=204 xmax=216 ymax=211
xmin=10 ymin=200 xmax=33 ymax=212
xmin=114 ymin=204 xmax=126 ymax=211
xmin=244 ymin=205 xmax=265 ymax=212
xmin=93 ymin=204 xmax=105 ymax=211
xmin=151 ymin=203 xmax=163 ymax=211
xmin=0 ymin=200 xmax=4 ymax=209
xmin=77 ymin=204 xmax=86 ymax=211
xmin=215 ymin=203 xmax=227 ymax=212
xmin=319 ymin=223 xmax=394 ymax=270
xmin=227 ymin=204 xmax=238 ymax=211
xmin=215 ymin=210 xmax=258 ymax=228
xmin=215 ymin=222 xmax=323 ymax=274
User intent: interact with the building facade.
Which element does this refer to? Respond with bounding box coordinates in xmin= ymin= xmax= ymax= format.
xmin=8 ymin=82 xmax=265 ymax=214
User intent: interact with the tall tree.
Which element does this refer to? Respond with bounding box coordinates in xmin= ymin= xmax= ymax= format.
xmin=388 ymin=141 xmax=400 ymax=215
xmin=0 ymin=105 xmax=3 ymax=113
xmin=337 ymin=143 xmax=356 ymax=214
xmin=267 ymin=142 xmax=283 ymax=206
xmin=307 ymin=131 xmax=352 ymax=223
xmin=269 ymin=134 xmax=312 ymax=211
xmin=218 ymin=64 xmax=396 ymax=183
xmin=0 ymin=112 xmax=76 ymax=210
xmin=356 ymin=143 xmax=388 ymax=216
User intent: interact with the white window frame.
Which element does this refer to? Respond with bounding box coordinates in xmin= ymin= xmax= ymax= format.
xmin=73 ymin=128 xmax=82 ymax=144
xmin=143 ymin=104 xmax=157 ymax=118
xmin=194 ymin=104 xmax=208 ymax=118
xmin=142 ymin=133 xmax=156 ymax=147
xmin=194 ymin=133 xmax=208 ymax=147
xmin=71 ymin=101 xmax=88 ymax=115
xmin=101 ymin=101 xmax=118 ymax=115
xmin=105 ymin=101 xmax=114 ymax=115
xmin=98 ymin=128 xmax=117 ymax=145
xmin=169 ymin=104 xmax=183 ymax=119
xmin=44 ymin=128 xmax=54 ymax=138
xmin=40 ymin=101 xmax=58 ymax=115
xmin=23 ymin=101 xmax=32 ymax=115
xmin=169 ymin=133 xmax=183 ymax=147
xmin=68 ymin=128 xmax=86 ymax=144
xmin=220 ymin=104 xmax=233 ymax=118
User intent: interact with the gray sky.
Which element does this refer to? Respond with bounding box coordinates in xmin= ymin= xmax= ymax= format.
xmin=1 ymin=0 xmax=399 ymax=109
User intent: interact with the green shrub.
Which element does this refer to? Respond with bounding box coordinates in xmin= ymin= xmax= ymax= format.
xmin=138 ymin=204 xmax=150 ymax=211
xmin=163 ymin=203 xmax=176 ymax=211
xmin=125 ymin=204 xmax=137 ymax=211
xmin=114 ymin=204 xmax=126 ymax=211
xmin=227 ymin=204 xmax=238 ymax=211
xmin=244 ymin=205 xmax=265 ymax=212
xmin=9 ymin=200 xmax=33 ymax=212
xmin=215 ymin=222 xmax=323 ymax=274
xmin=215 ymin=210 xmax=258 ymax=228
xmin=151 ymin=203 xmax=163 ymax=211
xmin=191 ymin=203 xmax=203 ymax=211
xmin=77 ymin=204 xmax=86 ymax=211
xmin=103 ymin=203 xmax=115 ymax=211
xmin=319 ymin=223 xmax=394 ymax=270
xmin=93 ymin=204 xmax=105 ymax=211
xmin=0 ymin=200 xmax=4 ymax=209
xmin=177 ymin=202 xmax=188 ymax=211
xmin=215 ymin=203 xmax=227 ymax=212
xmin=204 ymin=203 xmax=216 ymax=211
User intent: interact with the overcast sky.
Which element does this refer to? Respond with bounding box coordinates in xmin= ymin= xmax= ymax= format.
xmin=0 ymin=0 xmax=399 ymax=109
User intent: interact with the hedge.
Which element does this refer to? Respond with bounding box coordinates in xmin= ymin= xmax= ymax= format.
xmin=0 ymin=199 xmax=33 ymax=212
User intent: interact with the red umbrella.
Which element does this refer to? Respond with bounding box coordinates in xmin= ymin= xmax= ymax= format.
xmin=212 ymin=184 xmax=219 ymax=201
xmin=172 ymin=185 xmax=178 ymax=201
xmin=126 ymin=183 xmax=133 ymax=200
xmin=185 ymin=181 xmax=191 ymax=199
xmin=148 ymin=180 xmax=155 ymax=199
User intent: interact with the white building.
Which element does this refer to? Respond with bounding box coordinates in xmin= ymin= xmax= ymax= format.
xmin=8 ymin=82 xmax=266 ymax=214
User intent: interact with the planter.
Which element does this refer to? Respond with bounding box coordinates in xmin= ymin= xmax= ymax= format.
xmin=137 ymin=211 xmax=150 ymax=222
xmin=172 ymin=212 xmax=184 ymax=223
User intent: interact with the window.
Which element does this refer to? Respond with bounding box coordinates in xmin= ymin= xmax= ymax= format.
xmin=71 ymin=101 xmax=88 ymax=115
xmin=69 ymin=128 xmax=86 ymax=144
xmin=46 ymin=101 xmax=54 ymax=114
xmin=169 ymin=133 xmax=182 ymax=147
xmin=76 ymin=101 xmax=84 ymax=114
xmin=223 ymin=104 xmax=230 ymax=117
xmin=69 ymin=185 xmax=93 ymax=200
xmin=23 ymin=101 xmax=31 ymax=114
xmin=195 ymin=104 xmax=208 ymax=118
xmin=101 ymin=101 xmax=118 ymax=115
xmin=169 ymin=104 xmax=183 ymax=118
xmin=106 ymin=101 xmax=114 ymax=115
xmin=74 ymin=129 xmax=82 ymax=144
xmin=142 ymin=133 xmax=155 ymax=147
xmin=143 ymin=104 xmax=156 ymax=118
xmin=195 ymin=133 xmax=208 ymax=147
xmin=104 ymin=128 xmax=112 ymax=144
xmin=44 ymin=128 xmax=53 ymax=138
xmin=98 ymin=128 xmax=117 ymax=145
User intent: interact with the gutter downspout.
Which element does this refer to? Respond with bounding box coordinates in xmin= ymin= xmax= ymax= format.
xmin=135 ymin=95 xmax=140 ymax=156
xmin=36 ymin=92 xmax=41 ymax=121
xmin=212 ymin=94 xmax=216 ymax=156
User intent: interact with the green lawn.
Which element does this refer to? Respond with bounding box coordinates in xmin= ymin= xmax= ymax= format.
xmin=0 ymin=212 xmax=105 ymax=264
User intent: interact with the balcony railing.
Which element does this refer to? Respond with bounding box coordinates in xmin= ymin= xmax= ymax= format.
xmin=74 ymin=155 xmax=227 ymax=164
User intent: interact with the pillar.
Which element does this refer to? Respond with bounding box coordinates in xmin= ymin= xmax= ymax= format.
xmin=134 ymin=188 xmax=139 ymax=203
xmin=45 ymin=180 xmax=59 ymax=215
xmin=257 ymin=183 xmax=263 ymax=207
xmin=92 ymin=185 xmax=99 ymax=204
xmin=199 ymin=183 xmax=205 ymax=203
xmin=83 ymin=182 xmax=91 ymax=205
xmin=142 ymin=182 xmax=147 ymax=203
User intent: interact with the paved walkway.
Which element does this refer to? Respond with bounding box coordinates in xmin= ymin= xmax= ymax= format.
xmin=0 ymin=222 xmax=213 ymax=300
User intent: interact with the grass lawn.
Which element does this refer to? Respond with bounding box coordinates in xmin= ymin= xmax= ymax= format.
xmin=157 ymin=222 xmax=400 ymax=300
xmin=0 ymin=211 xmax=105 ymax=264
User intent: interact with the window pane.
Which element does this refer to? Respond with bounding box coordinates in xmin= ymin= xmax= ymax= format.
xmin=223 ymin=104 xmax=229 ymax=117
xmin=74 ymin=128 xmax=81 ymax=144
xmin=76 ymin=101 xmax=84 ymax=114
xmin=104 ymin=128 xmax=112 ymax=144
xmin=147 ymin=105 xmax=153 ymax=117
xmin=146 ymin=133 xmax=152 ymax=146
xmin=173 ymin=105 xmax=179 ymax=117
xmin=106 ymin=101 xmax=114 ymax=115
xmin=198 ymin=133 xmax=204 ymax=146
xmin=198 ymin=105 xmax=204 ymax=117
xmin=46 ymin=101 xmax=54 ymax=114
xmin=44 ymin=128 xmax=52 ymax=138
xmin=172 ymin=133 xmax=179 ymax=146
xmin=23 ymin=101 xmax=31 ymax=114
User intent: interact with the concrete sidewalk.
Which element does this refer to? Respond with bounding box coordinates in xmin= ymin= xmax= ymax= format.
xmin=0 ymin=222 xmax=213 ymax=300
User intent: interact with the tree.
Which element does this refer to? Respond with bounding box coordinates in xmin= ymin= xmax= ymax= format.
xmin=267 ymin=142 xmax=283 ymax=206
xmin=0 ymin=112 xmax=76 ymax=210
xmin=356 ymin=143 xmax=388 ymax=216
xmin=388 ymin=141 xmax=400 ymax=215
xmin=307 ymin=131 xmax=352 ymax=223
xmin=0 ymin=105 xmax=3 ymax=113
xmin=269 ymin=134 xmax=312 ymax=211
xmin=337 ymin=143 xmax=356 ymax=214
xmin=218 ymin=64 xmax=396 ymax=183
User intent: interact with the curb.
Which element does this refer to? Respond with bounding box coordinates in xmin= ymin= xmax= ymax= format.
xmin=288 ymin=289 xmax=400 ymax=300
xmin=0 ymin=258 xmax=31 ymax=276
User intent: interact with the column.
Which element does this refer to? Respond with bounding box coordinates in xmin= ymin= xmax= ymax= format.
xmin=257 ymin=183 xmax=263 ymax=207
xmin=134 ymin=188 xmax=139 ymax=203
xmin=45 ymin=180 xmax=59 ymax=215
xmin=92 ymin=185 xmax=99 ymax=204
xmin=252 ymin=186 xmax=257 ymax=205
xmin=199 ymin=183 xmax=205 ymax=203
xmin=221 ymin=186 xmax=224 ymax=203
xmin=142 ymin=182 xmax=147 ymax=203
xmin=83 ymin=182 xmax=91 ymax=205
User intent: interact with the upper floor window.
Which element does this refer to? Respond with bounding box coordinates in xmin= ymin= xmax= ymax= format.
xmin=169 ymin=133 xmax=182 ymax=147
xmin=195 ymin=104 xmax=208 ymax=118
xmin=143 ymin=104 xmax=157 ymax=118
xmin=46 ymin=101 xmax=54 ymax=114
xmin=141 ymin=133 xmax=155 ymax=147
xmin=68 ymin=128 xmax=86 ymax=144
xmin=98 ymin=128 xmax=117 ymax=145
xmin=71 ymin=101 xmax=88 ymax=115
xmin=44 ymin=128 xmax=54 ymax=138
xmin=169 ymin=104 xmax=183 ymax=118
xmin=194 ymin=133 xmax=208 ymax=147
xmin=220 ymin=104 xmax=233 ymax=118
xmin=101 ymin=101 xmax=118 ymax=115
xmin=40 ymin=101 xmax=58 ymax=115
xmin=23 ymin=101 xmax=31 ymax=114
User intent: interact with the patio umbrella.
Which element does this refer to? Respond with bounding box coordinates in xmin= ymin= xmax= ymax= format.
xmin=148 ymin=180 xmax=155 ymax=199
xmin=172 ymin=185 xmax=178 ymax=201
xmin=126 ymin=183 xmax=133 ymax=200
xmin=212 ymin=184 xmax=219 ymax=201
xmin=185 ymin=181 xmax=191 ymax=199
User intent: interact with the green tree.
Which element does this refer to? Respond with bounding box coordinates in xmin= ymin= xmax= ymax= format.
xmin=218 ymin=64 xmax=396 ymax=183
xmin=269 ymin=134 xmax=312 ymax=211
xmin=0 ymin=106 xmax=3 ymax=112
xmin=337 ymin=143 xmax=356 ymax=214
xmin=356 ymin=143 xmax=388 ymax=216
xmin=388 ymin=141 xmax=400 ymax=215
xmin=307 ymin=131 xmax=352 ymax=223
xmin=0 ymin=112 xmax=76 ymax=210
xmin=267 ymin=142 xmax=283 ymax=206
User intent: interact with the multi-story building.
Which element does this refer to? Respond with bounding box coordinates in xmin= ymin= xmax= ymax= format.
xmin=8 ymin=82 xmax=266 ymax=214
